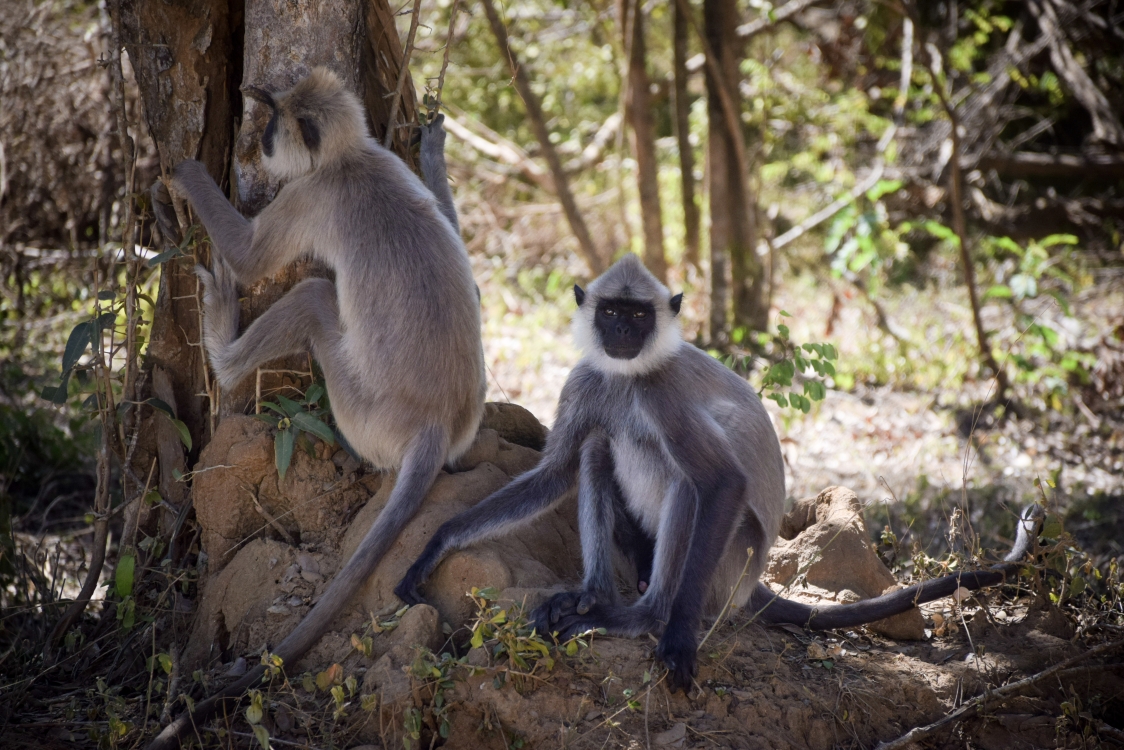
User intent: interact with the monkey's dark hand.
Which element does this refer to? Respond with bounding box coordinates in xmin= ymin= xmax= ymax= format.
xmin=149 ymin=179 xmax=182 ymax=247
xmin=654 ymin=625 xmax=698 ymax=694
xmin=393 ymin=566 xmax=428 ymax=606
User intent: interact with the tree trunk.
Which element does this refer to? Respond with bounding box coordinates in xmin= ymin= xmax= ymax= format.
xmin=672 ymin=0 xmax=700 ymax=268
xmin=703 ymin=0 xmax=764 ymax=339
xmin=620 ymin=0 xmax=666 ymax=281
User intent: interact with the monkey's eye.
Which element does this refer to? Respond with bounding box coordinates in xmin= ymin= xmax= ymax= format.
xmin=632 ymin=311 xmax=646 ymax=319
xmin=603 ymin=308 xmax=617 ymax=317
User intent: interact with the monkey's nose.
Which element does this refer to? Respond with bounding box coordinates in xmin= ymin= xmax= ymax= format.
xmin=616 ymin=324 xmax=630 ymax=335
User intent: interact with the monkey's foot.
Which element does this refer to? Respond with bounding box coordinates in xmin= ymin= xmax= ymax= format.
xmin=654 ymin=626 xmax=698 ymax=694
xmin=418 ymin=113 xmax=448 ymax=151
xmin=393 ymin=569 xmax=427 ymax=606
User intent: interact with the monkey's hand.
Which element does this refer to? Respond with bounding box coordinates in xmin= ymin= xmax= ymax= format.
xmin=170 ymin=158 xmax=211 ymax=192
xmin=654 ymin=624 xmax=698 ymax=694
xmin=393 ymin=566 xmax=428 ymax=606
xmin=531 ymin=590 xmax=599 ymax=636
xmin=149 ymin=179 xmax=182 ymax=247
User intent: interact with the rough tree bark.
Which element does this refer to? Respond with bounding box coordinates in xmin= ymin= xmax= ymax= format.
xmin=672 ymin=0 xmax=700 ymax=268
xmin=620 ymin=0 xmax=666 ymax=281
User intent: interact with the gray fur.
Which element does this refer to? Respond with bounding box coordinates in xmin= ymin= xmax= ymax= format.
xmin=418 ymin=114 xmax=459 ymax=235
xmin=148 ymin=68 xmax=483 ymax=750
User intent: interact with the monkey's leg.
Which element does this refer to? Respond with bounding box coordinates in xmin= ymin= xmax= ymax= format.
xmin=148 ymin=424 xmax=448 ymax=750
xmin=535 ymin=432 xmax=623 ymax=630
xmin=198 ymin=275 xmax=339 ymax=390
xmin=418 ymin=114 xmax=459 ymax=234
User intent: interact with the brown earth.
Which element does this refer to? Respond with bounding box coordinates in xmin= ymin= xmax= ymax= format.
xmin=179 ymin=405 xmax=1123 ymax=750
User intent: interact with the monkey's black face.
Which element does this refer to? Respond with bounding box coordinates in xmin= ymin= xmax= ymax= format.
xmin=595 ymin=299 xmax=656 ymax=359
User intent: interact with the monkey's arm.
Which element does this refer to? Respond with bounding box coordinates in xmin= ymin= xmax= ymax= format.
xmin=749 ymin=504 xmax=1044 ymax=629
xmin=172 ymin=160 xmax=307 ymax=285
xmin=418 ymin=114 xmax=459 ymax=234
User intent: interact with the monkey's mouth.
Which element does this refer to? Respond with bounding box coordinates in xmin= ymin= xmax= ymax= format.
xmin=603 ymin=344 xmax=643 ymax=360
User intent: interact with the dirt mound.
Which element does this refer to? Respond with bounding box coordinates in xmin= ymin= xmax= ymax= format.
xmin=180 ymin=415 xmax=1122 ymax=749
xmin=183 ymin=408 xmax=578 ymax=674
xmin=764 ymin=485 xmax=926 ymax=640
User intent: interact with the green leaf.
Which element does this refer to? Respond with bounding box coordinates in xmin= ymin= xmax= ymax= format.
xmin=146 ymin=247 xmax=182 ymax=268
xmin=275 ymin=428 xmax=295 ymax=482
xmin=95 ymin=311 xmax=117 ymax=334
xmin=261 ymin=402 xmax=289 ymax=417
xmin=777 ymin=324 xmax=790 ymax=340
xmin=116 ymin=553 xmax=136 ymax=598
xmin=305 ymin=383 xmax=325 ymax=405
xmin=865 ymin=179 xmax=902 ymax=202
xmin=275 ymin=395 xmax=303 ymax=418
xmin=292 ymin=411 xmax=336 ymax=445
xmin=158 ymin=653 xmax=173 ymax=674
xmin=470 ymin=628 xmax=484 ymax=649
xmin=767 ymin=393 xmax=788 ymax=408
xmin=170 ymin=419 xmax=192 ymax=450
xmin=984 ymin=284 xmax=1013 ymax=299
xmin=62 ymin=322 xmax=93 ymax=374
xmin=145 ymin=398 xmax=175 ymax=417
xmin=97 ymin=290 xmax=116 ymax=301
xmin=921 ymin=220 xmax=959 ymax=246
xmin=1038 ymin=233 xmax=1078 ymax=248
xmin=252 ymin=724 xmax=270 ymax=750
xmin=823 ymin=344 xmax=838 ymax=361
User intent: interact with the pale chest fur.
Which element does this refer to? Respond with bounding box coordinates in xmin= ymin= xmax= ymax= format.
xmin=608 ymin=398 xmax=676 ymax=536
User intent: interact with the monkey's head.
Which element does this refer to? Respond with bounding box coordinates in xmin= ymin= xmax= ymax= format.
xmin=572 ymin=254 xmax=684 ymax=376
xmin=243 ymin=67 xmax=367 ymax=181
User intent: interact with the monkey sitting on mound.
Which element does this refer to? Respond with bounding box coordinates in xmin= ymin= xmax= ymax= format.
xmin=148 ymin=68 xmax=484 ymax=748
xmin=396 ymin=254 xmax=1042 ymax=692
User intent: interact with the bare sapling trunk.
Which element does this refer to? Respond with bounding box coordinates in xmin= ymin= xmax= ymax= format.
xmin=672 ymin=0 xmax=701 ymax=268
xmin=620 ymin=0 xmax=667 ymax=281
xmin=480 ymin=0 xmax=606 ymax=276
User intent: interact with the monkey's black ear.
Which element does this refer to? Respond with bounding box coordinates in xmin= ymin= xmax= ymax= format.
xmin=574 ymin=285 xmax=586 ymax=306
xmin=669 ymin=293 xmax=683 ymax=316
xmin=242 ymin=86 xmax=276 ymax=109
xmin=298 ymin=118 xmax=321 ymax=151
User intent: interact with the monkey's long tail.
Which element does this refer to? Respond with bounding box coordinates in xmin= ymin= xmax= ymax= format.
xmin=146 ymin=425 xmax=449 ymax=750
xmin=748 ymin=504 xmax=1045 ymax=630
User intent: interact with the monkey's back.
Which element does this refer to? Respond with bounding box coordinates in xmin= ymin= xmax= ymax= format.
xmin=299 ymin=147 xmax=485 ymax=468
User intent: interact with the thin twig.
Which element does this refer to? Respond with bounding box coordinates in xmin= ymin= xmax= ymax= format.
xmin=384 ymin=0 xmax=424 ymax=149
xmin=428 ymin=0 xmax=461 ymax=120
xmin=875 ymin=638 xmax=1124 ymax=750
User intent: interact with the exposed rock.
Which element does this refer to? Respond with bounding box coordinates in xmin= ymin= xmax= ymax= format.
xmin=765 ymin=486 xmax=927 ymax=640
xmin=479 ymin=402 xmax=548 ymax=451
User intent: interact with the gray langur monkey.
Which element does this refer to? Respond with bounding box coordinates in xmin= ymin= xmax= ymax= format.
xmin=147 ymin=68 xmax=484 ymax=749
xmin=395 ymin=254 xmax=1042 ymax=693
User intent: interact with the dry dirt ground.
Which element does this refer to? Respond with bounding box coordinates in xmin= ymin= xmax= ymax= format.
xmin=22 ymin=403 xmax=1109 ymax=750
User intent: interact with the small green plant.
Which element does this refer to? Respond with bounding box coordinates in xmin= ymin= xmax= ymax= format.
xmin=466 ymin=587 xmax=556 ymax=680
xmin=724 ymin=312 xmax=838 ymax=413
xmin=254 ymin=384 xmax=336 ymax=481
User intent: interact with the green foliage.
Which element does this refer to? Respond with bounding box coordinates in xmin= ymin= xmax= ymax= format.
xmin=723 ymin=312 xmax=837 ymax=414
xmin=254 ymin=383 xmax=335 ymax=481
xmin=465 ymin=586 xmax=556 ymax=675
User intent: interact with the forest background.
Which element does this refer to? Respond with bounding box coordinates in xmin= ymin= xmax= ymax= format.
xmin=1 ymin=0 xmax=1123 ymax=747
